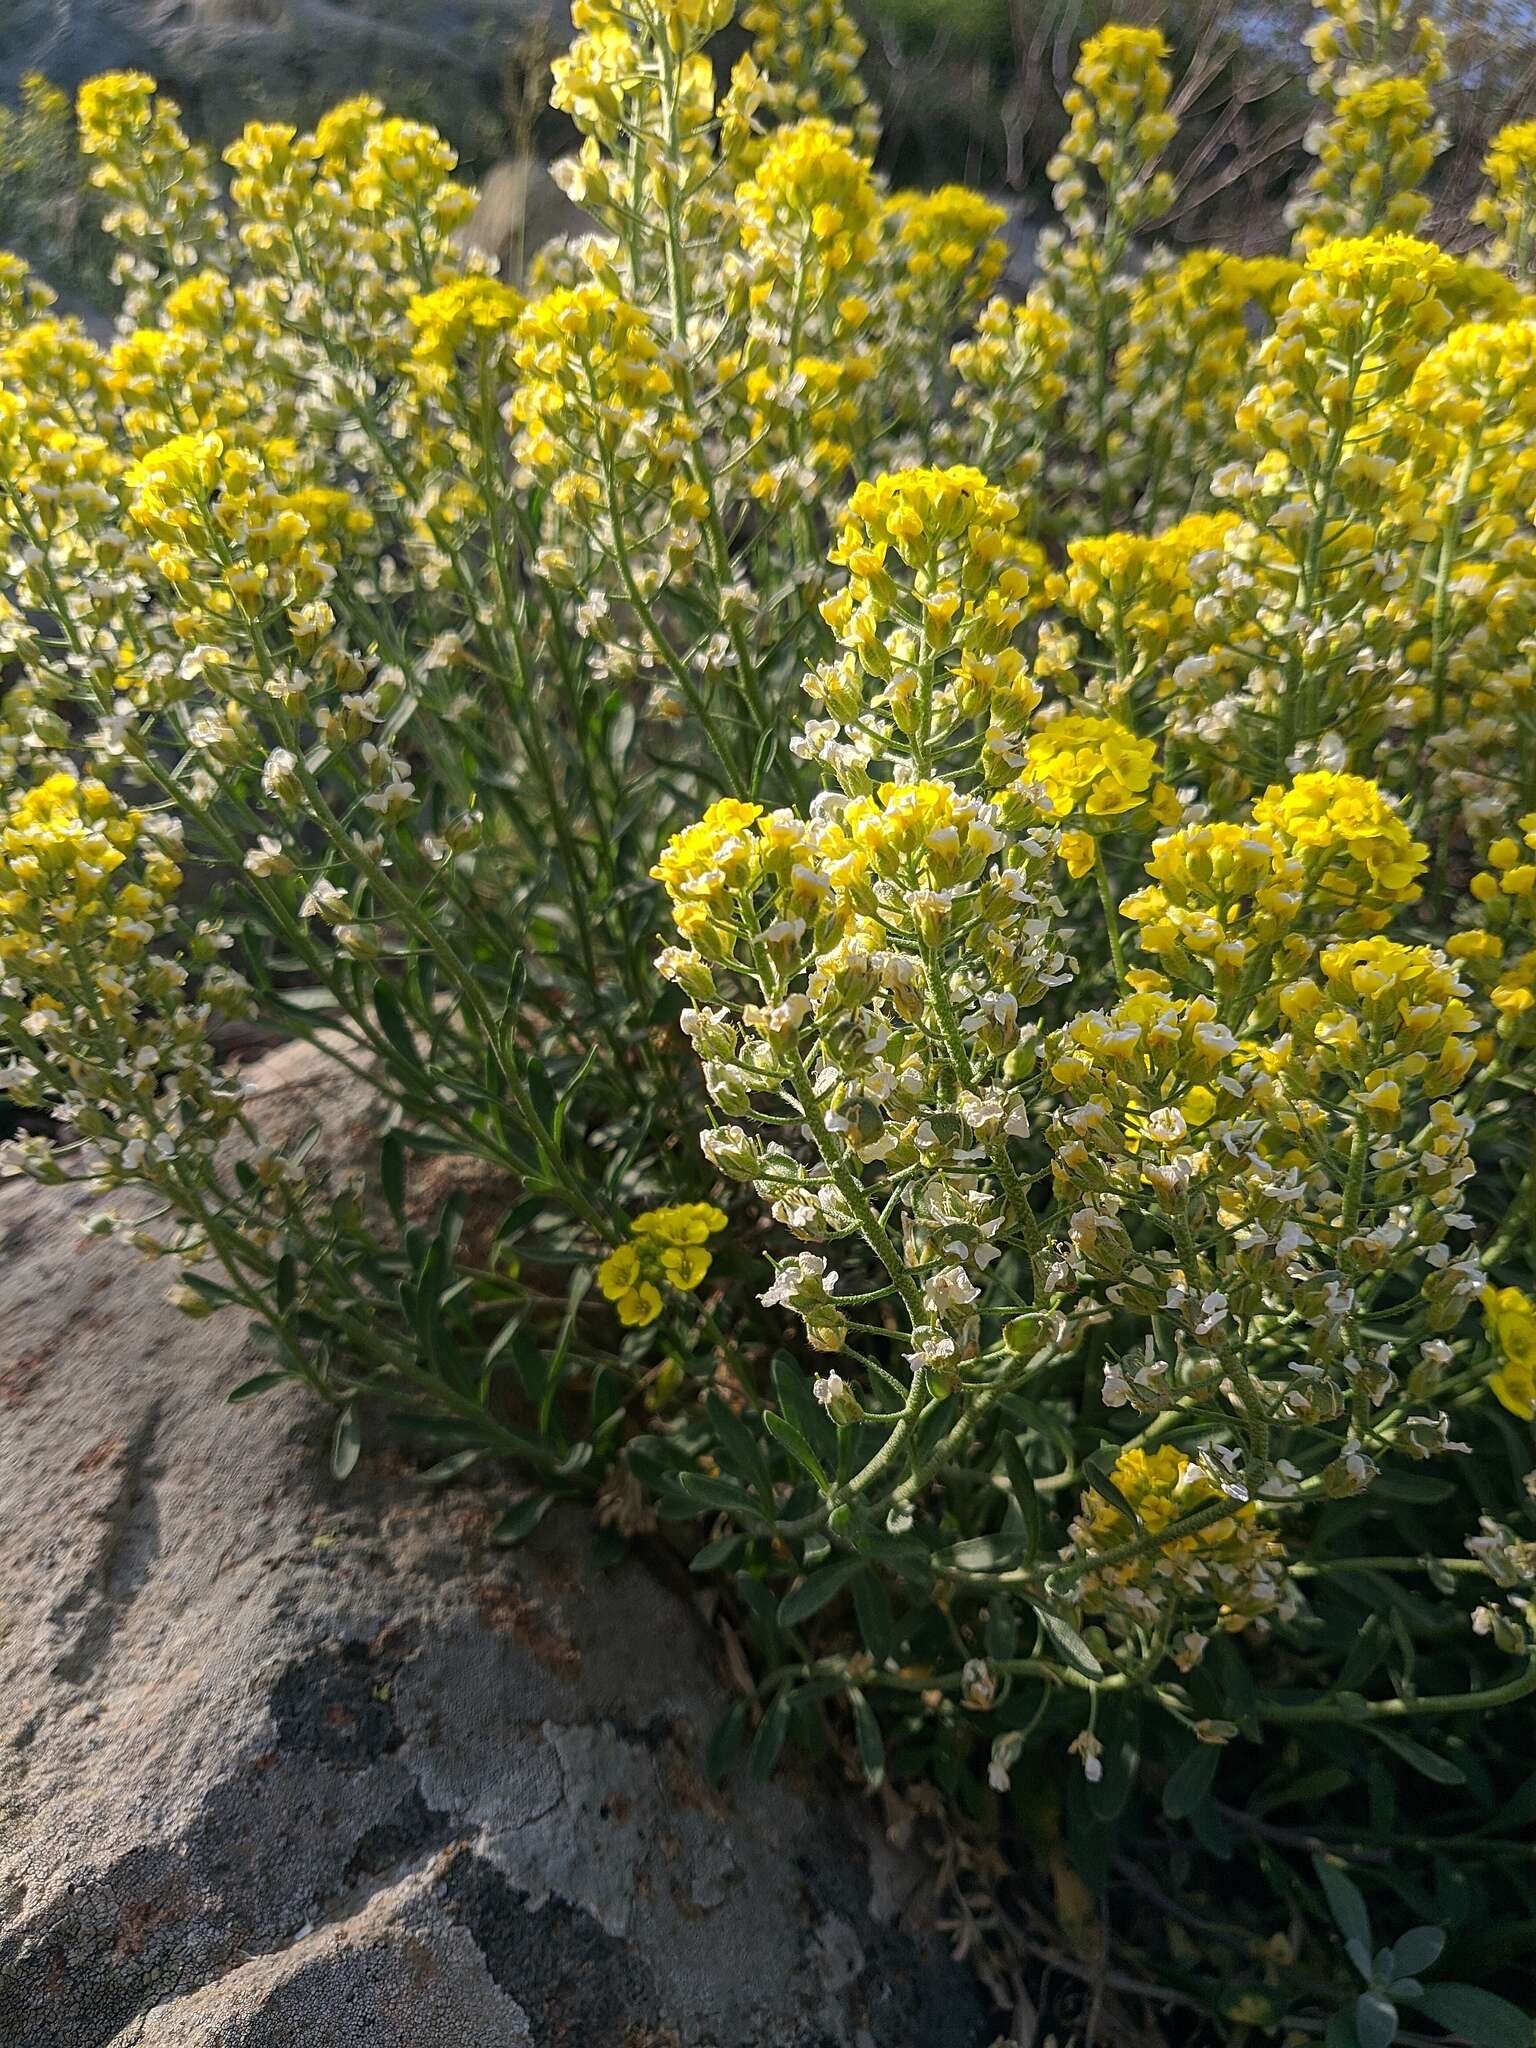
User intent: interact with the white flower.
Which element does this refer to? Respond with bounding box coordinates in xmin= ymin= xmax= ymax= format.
xmin=244 ymin=836 xmax=293 ymax=878
xmin=260 ymin=748 xmax=303 ymax=804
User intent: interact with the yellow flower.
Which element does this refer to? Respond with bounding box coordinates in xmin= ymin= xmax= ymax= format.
xmin=1278 ymin=937 xmax=1478 ymax=1108
xmin=1252 ymin=772 xmax=1426 ymax=927
xmin=838 ymin=780 xmax=1004 ymax=886
xmin=598 ymin=1201 xmax=727 ymax=1326
xmin=1472 ymin=120 xmax=1536 ymax=282
xmin=736 ymin=119 xmax=879 ymax=282
xmin=884 ymin=186 xmax=1008 ymax=320
xmin=631 ymin=1200 xmax=728 ymax=1246
xmin=1068 ymin=1445 xmax=1290 ymax=1635
xmin=596 ymin=1242 xmax=665 ymax=1327
xmin=1289 ymin=78 xmax=1443 ymax=254
xmin=1482 ymin=1284 xmax=1536 ymax=1419
xmin=1065 ymin=515 xmax=1238 ymax=687
xmin=1023 ymin=714 xmax=1167 ymax=822
xmin=407 ymin=276 xmax=526 ymax=376
xmin=1121 ymin=818 xmax=1303 ymax=980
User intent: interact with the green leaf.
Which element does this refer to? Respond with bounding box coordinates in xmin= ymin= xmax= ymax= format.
xmin=849 ymin=1688 xmax=885 ymax=1788
xmin=705 ymin=1700 xmax=749 ymax=1784
xmin=678 ymin=1470 xmax=764 ymax=1521
xmin=1406 ymin=1985 xmax=1534 ymax=2048
xmin=379 ymin=1129 xmax=407 ymax=1225
xmin=749 ymin=1689 xmax=793 ymax=1780
xmin=705 ymin=1390 xmax=774 ymax=1506
xmin=771 ymin=1351 xmax=836 ymax=1464
xmin=1354 ymin=1992 xmax=1398 ymax=2048
xmin=226 ymin=1370 xmax=287 ymax=1404
xmin=689 ymin=1532 xmax=746 ymax=1574
xmin=490 ymin=1492 xmax=554 ymax=1546
xmin=1257 ymin=1766 xmax=1351 ymax=1817
xmin=373 ymin=978 xmax=421 ymax=1067
xmin=1163 ymin=1740 xmax=1219 ymax=1821
xmin=526 ymin=1054 xmax=558 ymax=1136
xmin=852 ymin=1572 xmax=898 ymax=1666
xmin=1325 ymin=2012 xmax=1362 ymax=2048
xmin=1368 ymin=1729 xmax=1465 ymax=1786
xmin=763 ymin=1408 xmax=830 ymax=1492
xmin=1388 ymin=1927 xmax=1445 ymax=1980
xmin=1001 ymin=1437 xmax=1043 ymax=1562
xmin=934 ymin=1533 xmax=1027 ymax=1574
xmin=984 ymin=1599 xmax=1018 ymax=1664
xmin=1314 ymin=1854 xmax=1372 ymax=1952
xmin=551 ymin=1043 xmax=598 ymax=1149
xmin=1031 ymin=1604 xmax=1103 ymax=1680
xmin=778 ymin=1560 xmax=861 ymax=1628
xmin=331 ymin=1406 xmax=361 ymax=1481
xmin=419 ymin=1447 xmax=484 ymax=1486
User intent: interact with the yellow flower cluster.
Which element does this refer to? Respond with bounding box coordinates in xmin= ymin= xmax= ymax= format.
xmin=948 ymin=295 xmax=1070 ymax=501
xmin=1068 ymin=1446 xmax=1293 ymax=1637
xmin=882 ymin=186 xmax=1008 ymax=327
xmin=76 ymin=72 xmax=228 ymax=313
xmin=407 ymin=276 xmax=525 ymax=385
xmin=1250 ymin=772 xmax=1427 ymax=928
xmin=0 ymin=252 xmax=55 ymax=331
xmin=1048 ymin=987 xmax=1233 ymax=1125
xmin=650 ymin=797 xmax=833 ymax=953
xmin=510 ymin=283 xmax=699 ymax=528
xmin=725 ymin=119 xmax=884 ymax=502
xmin=810 ymin=466 xmax=1055 ymax=785
xmin=1037 ymin=25 xmax=1176 ymax=508
xmin=0 ymin=773 xmax=174 ymax=974
xmin=1023 ymin=714 xmax=1172 ymax=825
xmin=1241 ymin=235 xmax=1457 ymax=472
xmin=739 ymin=0 xmax=878 ymax=158
xmin=1110 ymin=255 xmax=1299 ymax=519
xmin=1277 ymin=937 xmax=1477 ymax=1114
xmin=1460 ymin=815 xmax=1536 ymax=1030
xmin=735 ymin=119 xmax=879 ymax=288
xmin=1482 ymin=1284 xmax=1536 ymax=1420
xmin=1473 ymin=120 xmax=1536 ymax=284
xmin=1122 ymin=819 xmax=1305 ymax=987
xmin=1064 ymin=515 xmax=1238 ymax=695
xmin=597 ymin=1200 xmax=728 ymax=1326
xmin=1407 ymin=320 xmax=1536 ymax=526
xmin=1068 ymin=26 xmax=1176 ymax=134
xmin=121 ymin=430 xmax=369 ymax=604
xmin=839 ymin=780 xmax=1005 ymax=890
xmin=1289 ymin=76 xmax=1444 ymax=255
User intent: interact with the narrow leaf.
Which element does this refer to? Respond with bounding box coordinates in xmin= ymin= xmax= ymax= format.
xmin=490 ymin=1492 xmax=554 ymax=1546
xmin=1406 ymin=1984 xmax=1534 ymax=2048
xmin=227 ymin=1370 xmax=287 ymax=1404
xmin=778 ymin=1560 xmax=861 ymax=1629
xmin=1313 ymin=1854 xmax=1372 ymax=1952
xmin=331 ymin=1406 xmax=361 ymax=1481
xmin=849 ymin=1688 xmax=886 ymax=1788
xmin=1032 ymin=1604 xmax=1103 ymax=1680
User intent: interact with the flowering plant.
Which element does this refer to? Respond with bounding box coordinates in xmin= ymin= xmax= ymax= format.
xmin=3 ymin=0 xmax=1535 ymax=2031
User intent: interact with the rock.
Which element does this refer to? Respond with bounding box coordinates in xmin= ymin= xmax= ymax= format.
xmin=1 ymin=0 xmax=562 ymax=138
xmin=464 ymin=156 xmax=588 ymax=281
xmin=0 ymin=1038 xmax=991 ymax=2048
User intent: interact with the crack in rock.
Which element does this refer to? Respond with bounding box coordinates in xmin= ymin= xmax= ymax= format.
xmin=50 ymin=1400 xmax=164 ymax=1688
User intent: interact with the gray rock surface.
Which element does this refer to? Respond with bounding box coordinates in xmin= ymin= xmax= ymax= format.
xmin=1 ymin=0 xmax=560 ymax=127
xmin=0 ymin=1039 xmax=992 ymax=2047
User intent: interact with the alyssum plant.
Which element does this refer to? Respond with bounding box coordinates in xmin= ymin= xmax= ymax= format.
xmin=2 ymin=0 xmax=1535 ymax=2034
